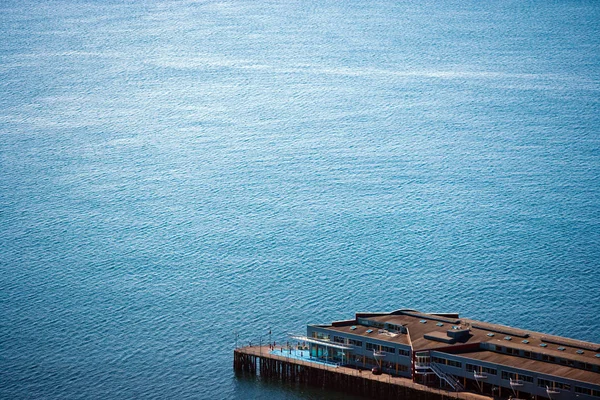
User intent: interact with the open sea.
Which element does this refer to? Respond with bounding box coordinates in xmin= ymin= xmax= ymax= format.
xmin=1 ymin=0 xmax=599 ymax=398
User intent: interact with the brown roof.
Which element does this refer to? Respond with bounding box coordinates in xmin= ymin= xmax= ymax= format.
xmin=455 ymin=350 xmax=600 ymax=386
xmin=316 ymin=311 xmax=600 ymax=364
xmin=312 ymin=310 xmax=600 ymax=382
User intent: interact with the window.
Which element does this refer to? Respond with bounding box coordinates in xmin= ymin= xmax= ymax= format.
xmin=539 ymin=379 xmax=567 ymax=390
xmin=357 ymin=318 xmax=384 ymax=328
xmin=538 ymin=378 xmax=552 ymax=388
xmin=576 ymin=387 xmax=592 ymax=395
xmin=333 ymin=336 xmax=345 ymax=344
xmin=542 ymin=355 xmax=556 ymax=362
xmin=541 ymin=379 xmax=569 ymax=390
xmin=348 ymin=339 xmax=362 ymax=347
xmin=366 ymin=342 xmax=377 ymax=351
xmin=523 ymin=351 xmax=531 ymax=358
xmin=466 ymin=364 xmax=495 ymax=374
xmin=585 ymin=363 xmax=593 ymax=371
xmin=432 ymin=357 xmax=446 ymax=365
xmin=521 ymin=374 xmax=533 ymax=383
xmin=447 ymin=360 xmax=462 ymax=368
xmin=503 ymin=372 xmax=532 ymax=382
xmin=559 ymin=358 xmax=574 ymax=367
xmin=398 ymin=349 xmax=410 ymax=357
xmin=381 ymin=345 xmax=396 ymax=354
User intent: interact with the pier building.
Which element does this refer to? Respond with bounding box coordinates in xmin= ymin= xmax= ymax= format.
xmin=299 ymin=309 xmax=600 ymax=399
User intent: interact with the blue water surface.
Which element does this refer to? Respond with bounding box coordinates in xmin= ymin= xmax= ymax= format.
xmin=1 ymin=0 xmax=599 ymax=399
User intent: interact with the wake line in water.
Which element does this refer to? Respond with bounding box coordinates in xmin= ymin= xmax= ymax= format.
xmin=146 ymin=56 xmax=600 ymax=91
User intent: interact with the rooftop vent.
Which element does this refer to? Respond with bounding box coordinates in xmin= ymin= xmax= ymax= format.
xmin=504 ymin=336 xmax=512 ymax=341
xmin=350 ymin=326 xmax=356 ymax=330
xmin=540 ymin=343 xmax=548 ymax=348
xmin=576 ymin=350 xmax=584 ymax=355
xmin=596 ymin=354 xmax=600 ymax=358
xmin=436 ymin=322 xmax=444 ymax=327
xmin=557 ymin=347 xmax=566 ymax=351
xmin=541 ymin=336 xmax=600 ymax=352
xmin=471 ymin=324 xmax=529 ymax=338
xmin=487 ymin=333 xmax=495 ymax=337
xmin=522 ymin=340 xmax=529 ymax=344
xmin=366 ymin=329 xmax=373 ymax=334
xmin=420 ymin=320 xmax=427 ymax=324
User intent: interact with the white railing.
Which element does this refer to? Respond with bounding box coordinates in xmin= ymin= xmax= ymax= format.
xmin=430 ymin=363 xmax=464 ymax=391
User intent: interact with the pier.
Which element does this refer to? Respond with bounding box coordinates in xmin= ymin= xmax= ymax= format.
xmin=233 ymin=345 xmax=493 ymax=400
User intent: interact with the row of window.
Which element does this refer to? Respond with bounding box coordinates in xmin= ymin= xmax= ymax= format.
xmin=313 ymin=332 xmax=330 ymax=340
xmin=365 ymin=342 xmax=378 ymax=351
xmin=355 ymin=357 xmax=410 ymax=372
xmin=575 ymin=387 xmax=600 ymax=397
xmin=466 ymin=363 xmax=497 ymax=375
xmin=538 ymin=379 xmax=569 ymax=390
xmin=490 ymin=344 xmax=599 ymax=372
xmin=385 ymin=323 xmax=405 ymax=332
xmin=537 ymin=379 xmax=600 ymax=396
xmin=332 ymin=335 xmax=364 ymax=347
xmin=330 ymin=333 xmax=412 ymax=356
xmin=432 ymin=357 xmax=462 ymax=368
xmin=357 ymin=318 xmax=385 ymax=329
xmin=384 ymin=363 xmax=409 ymax=372
xmin=501 ymin=371 xmax=533 ymax=383
xmin=381 ymin=345 xmax=396 ymax=354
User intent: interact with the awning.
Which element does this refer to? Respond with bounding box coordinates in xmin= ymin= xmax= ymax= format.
xmin=290 ymin=335 xmax=354 ymax=350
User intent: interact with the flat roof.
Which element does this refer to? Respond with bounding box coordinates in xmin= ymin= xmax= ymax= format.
xmin=454 ymin=350 xmax=600 ymax=386
xmin=324 ymin=322 xmax=411 ymax=346
xmin=314 ymin=310 xmax=600 ymax=363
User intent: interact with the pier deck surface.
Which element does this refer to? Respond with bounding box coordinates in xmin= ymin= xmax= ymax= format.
xmin=236 ymin=346 xmax=493 ymax=400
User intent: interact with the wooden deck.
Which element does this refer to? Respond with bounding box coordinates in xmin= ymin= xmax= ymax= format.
xmin=234 ymin=346 xmax=494 ymax=400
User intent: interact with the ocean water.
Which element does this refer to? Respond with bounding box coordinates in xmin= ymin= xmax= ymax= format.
xmin=1 ymin=0 xmax=599 ymax=398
